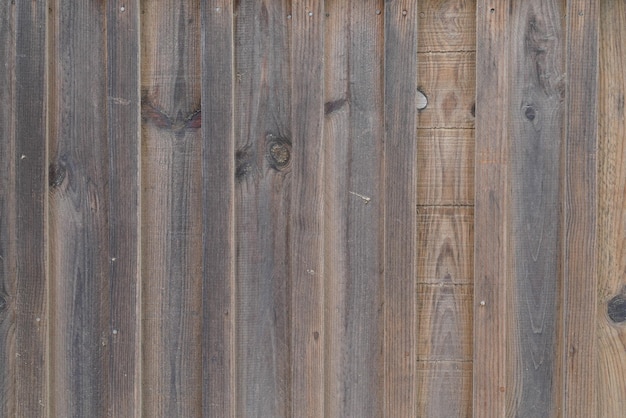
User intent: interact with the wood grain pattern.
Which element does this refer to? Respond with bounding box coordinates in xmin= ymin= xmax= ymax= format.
xmin=323 ymin=1 xmax=384 ymax=416
xmin=106 ymin=2 xmax=141 ymax=416
xmin=417 ymin=361 xmax=472 ymax=417
xmin=48 ymin=1 xmax=112 ymax=415
xmin=383 ymin=1 xmax=418 ymax=416
xmin=140 ymin=1 xmax=203 ymax=416
xmin=562 ymin=0 xmax=598 ymax=415
xmin=417 ymin=129 xmax=474 ymax=206
xmin=418 ymin=0 xmax=476 ymax=52
xmin=232 ymin=1 xmax=291 ymax=416
xmin=598 ymin=1 xmax=626 ymax=416
xmin=290 ymin=2 xmax=325 ymax=416
xmin=417 ymin=52 xmax=475 ymax=129
xmin=474 ymin=1 xmax=510 ymax=416
xmin=202 ymin=1 xmax=236 ymax=417
xmin=507 ymin=2 xmax=565 ymax=416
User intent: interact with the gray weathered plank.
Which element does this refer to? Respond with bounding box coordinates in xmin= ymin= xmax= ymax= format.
xmin=383 ymin=1 xmax=418 ymax=416
xmin=323 ymin=1 xmax=384 ymax=416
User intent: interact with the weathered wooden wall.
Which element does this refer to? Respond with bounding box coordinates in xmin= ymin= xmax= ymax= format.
xmin=0 ymin=0 xmax=621 ymax=417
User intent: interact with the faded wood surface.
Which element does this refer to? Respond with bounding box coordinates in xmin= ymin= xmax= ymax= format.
xmin=418 ymin=0 xmax=475 ymax=52
xmin=598 ymin=1 xmax=626 ymax=416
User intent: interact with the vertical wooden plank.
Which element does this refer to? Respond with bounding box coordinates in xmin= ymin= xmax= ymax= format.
xmin=231 ymin=0 xmax=292 ymax=416
xmin=324 ymin=1 xmax=384 ymax=416
xmin=106 ymin=2 xmax=141 ymax=416
xmin=0 ymin=1 xmax=49 ymax=416
xmin=290 ymin=1 xmax=325 ymax=416
xmin=48 ymin=1 xmax=111 ymax=415
xmin=562 ymin=0 xmax=598 ymax=415
xmin=418 ymin=0 xmax=476 ymax=52
xmin=202 ymin=1 xmax=236 ymax=417
xmin=507 ymin=2 xmax=565 ymax=416
xmin=383 ymin=1 xmax=418 ymax=416
xmin=598 ymin=1 xmax=626 ymax=416
xmin=473 ymin=1 xmax=509 ymax=417
xmin=140 ymin=1 xmax=203 ymax=416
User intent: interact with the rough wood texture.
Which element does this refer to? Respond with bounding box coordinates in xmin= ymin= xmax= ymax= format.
xmin=507 ymin=2 xmax=565 ymax=416
xmin=562 ymin=0 xmax=598 ymax=415
xmin=417 ymin=52 xmax=475 ymax=129
xmin=323 ymin=1 xmax=384 ymax=416
xmin=417 ymin=129 xmax=474 ymax=206
xmin=417 ymin=362 xmax=472 ymax=417
xmin=383 ymin=1 xmax=418 ymax=416
xmin=202 ymin=1 xmax=236 ymax=417
xmin=140 ymin=1 xmax=203 ymax=416
xmin=48 ymin=2 xmax=113 ymax=415
xmin=0 ymin=1 xmax=48 ymax=416
xmin=290 ymin=2 xmax=325 ymax=417
xmin=474 ymin=1 xmax=510 ymax=416
xmin=232 ymin=1 xmax=291 ymax=416
xmin=598 ymin=1 xmax=626 ymax=416
xmin=418 ymin=0 xmax=476 ymax=52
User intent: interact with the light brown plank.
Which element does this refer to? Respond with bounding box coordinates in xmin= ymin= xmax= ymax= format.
xmin=383 ymin=1 xmax=418 ymax=416
xmin=418 ymin=0 xmax=476 ymax=52
xmin=48 ymin=1 xmax=112 ymax=415
xmin=417 ymin=361 xmax=472 ymax=417
xmin=290 ymin=1 xmax=325 ymax=416
xmin=323 ymin=1 xmax=384 ymax=416
xmin=598 ymin=1 xmax=626 ymax=416
xmin=232 ymin=0 xmax=291 ymax=416
xmin=140 ymin=1 xmax=203 ymax=416
xmin=562 ymin=0 xmax=598 ymax=415
xmin=202 ymin=1 xmax=236 ymax=417
xmin=106 ymin=1 xmax=141 ymax=416
xmin=417 ymin=129 xmax=474 ymax=206
xmin=473 ymin=1 xmax=510 ymax=416
xmin=417 ymin=52 xmax=475 ymax=129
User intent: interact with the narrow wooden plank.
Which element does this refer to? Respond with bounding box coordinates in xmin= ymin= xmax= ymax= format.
xmin=48 ymin=2 xmax=111 ymax=415
xmin=202 ymin=2 xmax=236 ymax=417
xmin=597 ymin=2 xmax=626 ymax=416
xmin=232 ymin=1 xmax=291 ymax=416
xmin=417 ymin=129 xmax=474 ymax=206
xmin=562 ymin=0 xmax=598 ymax=415
xmin=507 ymin=2 xmax=565 ymax=416
xmin=140 ymin=1 xmax=203 ymax=416
xmin=290 ymin=2 xmax=325 ymax=416
xmin=418 ymin=0 xmax=476 ymax=52
xmin=383 ymin=2 xmax=418 ymax=416
xmin=0 ymin=1 xmax=48 ymax=416
xmin=106 ymin=2 xmax=141 ymax=416
xmin=323 ymin=1 xmax=384 ymax=416
xmin=417 ymin=207 xmax=473 ymax=285
xmin=417 ymin=52 xmax=475 ymax=129
xmin=417 ymin=361 xmax=472 ymax=417
xmin=417 ymin=284 xmax=472 ymax=361
xmin=473 ymin=1 xmax=510 ymax=416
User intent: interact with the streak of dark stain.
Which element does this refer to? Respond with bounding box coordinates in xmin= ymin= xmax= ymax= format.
xmin=235 ymin=146 xmax=254 ymax=182
xmin=265 ymin=136 xmax=291 ymax=171
xmin=608 ymin=293 xmax=626 ymax=323
xmin=617 ymin=93 xmax=624 ymax=114
xmin=313 ymin=331 xmax=319 ymax=341
xmin=471 ymin=102 xmax=476 ymax=117
xmin=49 ymin=161 xmax=67 ymax=188
xmin=141 ymin=92 xmax=201 ymax=136
xmin=0 ymin=293 xmax=7 ymax=313
xmin=324 ymin=98 xmax=347 ymax=115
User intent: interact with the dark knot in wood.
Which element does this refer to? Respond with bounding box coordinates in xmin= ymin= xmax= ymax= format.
xmin=266 ymin=136 xmax=291 ymax=171
xmin=608 ymin=294 xmax=626 ymax=323
xmin=524 ymin=106 xmax=536 ymax=121
xmin=49 ymin=161 xmax=67 ymax=188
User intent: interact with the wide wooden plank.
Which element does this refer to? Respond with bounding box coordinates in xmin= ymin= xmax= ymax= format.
xmin=106 ymin=2 xmax=141 ymax=416
xmin=562 ymin=0 xmax=598 ymax=415
xmin=473 ymin=1 xmax=510 ymax=416
xmin=290 ymin=2 xmax=325 ymax=416
xmin=418 ymin=0 xmax=476 ymax=52
xmin=140 ymin=1 xmax=203 ymax=416
xmin=323 ymin=1 xmax=384 ymax=416
xmin=598 ymin=2 xmax=626 ymax=416
xmin=202 ymin=1 xmax=236 ymax=417
xmin=383 ymin=2 xmax=418 ymax=416
xmin=507 ymin=2 xmax=565 ymax=416
xmin=0 ymin=1 xmax=48 ymax=416
xmin=48 ymin=1 xmax=112 ymax=415
xmin=417 ymin=52 xmax=475 ymax=129
xmin=417 ymin=361 xmax=472 ymax=417
xmin=417 ymin=129 xmax=474 ymax=206
xmin=232 ymin=0 xmax=291 ymax=416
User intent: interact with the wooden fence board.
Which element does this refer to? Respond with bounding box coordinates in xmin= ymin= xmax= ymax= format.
xmin=418 ymin=0 xmax=476 ymax=53
xmin=140 ymin=1 xmax=203 ymax=416
xmin=417 ymin=361 xmax=472 ymax=417
xmin=323 ymin=1 xmax=384 ymax=416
